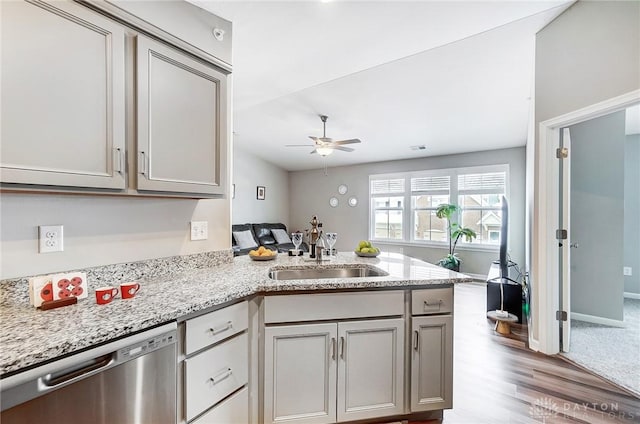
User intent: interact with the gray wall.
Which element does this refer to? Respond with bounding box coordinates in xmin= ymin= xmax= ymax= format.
xmin=289 ymin=147 xmax=525 ymax=276
xmin=530 ymin=0 xmax=640 ymax=341
xmin=0 ymin=194 xmax=230 ymax=279
xmin=569 ymin=111 xmax=625 ymax=321
xmin=625 ymin=134 xmax=640 ymax=295
xmin=232 ymin=146 xmax=289 ymax=226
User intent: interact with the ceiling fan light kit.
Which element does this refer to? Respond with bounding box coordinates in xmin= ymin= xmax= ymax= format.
xmin=285 ymin=114 xmax=362 ymax=157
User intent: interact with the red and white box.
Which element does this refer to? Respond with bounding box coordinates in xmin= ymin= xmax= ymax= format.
xmin=29 ymin=272 xmax=88 ymax=307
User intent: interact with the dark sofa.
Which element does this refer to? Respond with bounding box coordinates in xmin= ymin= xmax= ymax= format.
xmin=232 ymin=223 xmax=308 ymax=256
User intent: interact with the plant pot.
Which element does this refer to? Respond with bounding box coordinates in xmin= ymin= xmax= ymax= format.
xmin=439 ymin=262 xmax=460 ymax=272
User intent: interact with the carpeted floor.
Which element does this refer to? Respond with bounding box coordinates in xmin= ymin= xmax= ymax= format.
xmin=563 ymin=298 xmax=640 ymax=397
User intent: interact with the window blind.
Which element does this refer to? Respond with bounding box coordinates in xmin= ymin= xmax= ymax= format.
xmin=371 ymin=178 xmax=405 ymax=195
xmin=410 ymin=175 xmax=450 ymax=193
xmin=458 ymin=172 xmax=505 ymax=193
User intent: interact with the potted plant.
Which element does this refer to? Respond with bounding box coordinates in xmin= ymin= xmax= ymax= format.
xmin=435 ymin=203 xmax=477 ymax=272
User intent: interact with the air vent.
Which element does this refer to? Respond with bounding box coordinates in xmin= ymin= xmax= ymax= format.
xmin=410 ymin=145 xmax=427 ymax=151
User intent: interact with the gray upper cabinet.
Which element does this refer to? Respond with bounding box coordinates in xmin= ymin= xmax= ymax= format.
xmin=136 ymin=35 xmax=228 ymax=196
xmin=0 ymin=0 xmax=126 ymax=190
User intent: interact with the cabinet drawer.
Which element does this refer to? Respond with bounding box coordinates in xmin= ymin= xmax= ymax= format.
xmin=192 ymin=387 xmax=248 ymax=424
xmin=264 ymin=291 xmax=404 ymax=323
xmin=411 ymin=288 xmax=453 ymax=315
xmin=186 ymin=301 xmax=248 ymax=355
xmin=185 ymin=332 xmax=248 ymax=421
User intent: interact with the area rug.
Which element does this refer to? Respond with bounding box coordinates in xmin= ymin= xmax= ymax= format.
xmin=563 ymin=298 xmax=640 ymax=397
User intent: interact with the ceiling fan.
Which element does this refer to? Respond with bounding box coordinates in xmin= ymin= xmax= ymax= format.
xmin=286 ymin=115 xmax=361 ymax=156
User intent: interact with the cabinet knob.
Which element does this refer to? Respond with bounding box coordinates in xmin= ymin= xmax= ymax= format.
xmin=212 ymin=28 xmax=225 ymax=41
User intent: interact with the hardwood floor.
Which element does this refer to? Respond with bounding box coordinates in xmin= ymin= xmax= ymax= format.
xmin=413 ymin=283 xmax=640 ymax=424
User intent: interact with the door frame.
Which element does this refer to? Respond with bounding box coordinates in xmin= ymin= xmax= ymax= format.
xmin=533 ymin=89 xmax=640 ymax=354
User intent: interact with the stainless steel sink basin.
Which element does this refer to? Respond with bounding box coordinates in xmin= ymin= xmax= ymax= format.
xmin=269 ymin=267 xmax=388 ymax=280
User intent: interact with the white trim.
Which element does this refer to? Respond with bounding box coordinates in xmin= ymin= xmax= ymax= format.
xmin=571 ymin=312 xmax=626 ymax=328
xmin=533 ymin=89 xmax=640 ymax=355
xmin=624 ymin=292 xmax=640 ymax=300
xmin=528 ymin=338 xmax=540 ymax=352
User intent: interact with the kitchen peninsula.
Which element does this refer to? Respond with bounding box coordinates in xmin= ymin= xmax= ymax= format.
xmin=1 ymin=252 xmax=470 ymax=423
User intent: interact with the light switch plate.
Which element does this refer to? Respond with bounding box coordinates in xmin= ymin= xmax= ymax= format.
xmin=623 ymin=267 xmax=632 ymax=276
xmin=39 ymin=225 xmax=64 ymax=253
xmin=190 ymin=221 xmax=208 ymax=241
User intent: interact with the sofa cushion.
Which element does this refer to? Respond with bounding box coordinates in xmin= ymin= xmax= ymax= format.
xmin=272 ymin=228 xmax=292 ymax=244
xmin=253 ymin=223 xmax=287 ymax=246
xmin=233 ymin=229 xmax=258 ymax=250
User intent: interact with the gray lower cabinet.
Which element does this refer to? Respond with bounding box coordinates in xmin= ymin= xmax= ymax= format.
xmin=0 ymin=0 xmax=126 ymax=189
xmin=264 ymin=323 xmax=337 ymax=424
xmin=410 ymin=315 xmax=453 ymax=412
xmin=337 ymin=319 xmax=404 ymax=422
xmin=263 ymin=319 xmax=404 ymax=424
xmin=136 ymin=35 xmax=228 ymax=196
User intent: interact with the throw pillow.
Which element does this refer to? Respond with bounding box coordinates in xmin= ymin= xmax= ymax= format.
xmin=272 ymin=228 xmax=292 ymax=244
xmin=233 ymin=230 xmax=258 ymax=249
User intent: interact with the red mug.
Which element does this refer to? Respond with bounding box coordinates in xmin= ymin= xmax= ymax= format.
xmin=121 ymin=282 xmax=140 ymax=299
xmin=95 ymin=287 xmax=119 ymax=305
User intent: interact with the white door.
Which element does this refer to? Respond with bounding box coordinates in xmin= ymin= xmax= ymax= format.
xmin=560 ymin=128 xmax=571 ymax=352
xmin=337 ymin=319 xmax=404 ymax=422
xmin=411 ymin=315 xmax=453 ymax=412
xmin=136 ymin=35 xmax=228 ymax=195
xmin=264 ymin=323 xmax=337 ymax=424
xmin=0 ymin=0 xmax=126 ymax=189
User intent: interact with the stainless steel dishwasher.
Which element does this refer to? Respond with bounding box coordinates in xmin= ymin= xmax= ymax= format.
xmin=1 ymin=322 xmax=177 ymax=424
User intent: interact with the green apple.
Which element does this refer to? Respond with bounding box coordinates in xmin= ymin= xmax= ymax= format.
xmin=358 ymin=240 xmax=368 ymax=249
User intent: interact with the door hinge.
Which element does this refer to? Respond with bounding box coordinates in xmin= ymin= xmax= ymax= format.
xmin=556 ymin=310 xmax=568 ymax=321
xmin=556 ymin=147 xmax=568 ymax=159
xmin=556 ymin=229 xmax=567 ymax=240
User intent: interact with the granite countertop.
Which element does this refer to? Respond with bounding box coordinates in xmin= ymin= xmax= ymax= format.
xmin=0 ymin=252 xmax=470 ymax=376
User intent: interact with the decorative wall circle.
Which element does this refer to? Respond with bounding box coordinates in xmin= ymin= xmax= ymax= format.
xmin=348 ymin=196 xmax=358 ymax=207
xmin=329 ymin=197 xmax=339 ymax=208
xmin=338 ymin=184 xmax=348 ymax=195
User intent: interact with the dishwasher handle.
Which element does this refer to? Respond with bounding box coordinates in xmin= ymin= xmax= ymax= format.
xmin=39 ymin=353 xmax=115 ymax=389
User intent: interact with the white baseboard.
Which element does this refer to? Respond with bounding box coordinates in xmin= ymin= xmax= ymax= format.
xmin=528 ymin=337 xmax=540 ymax=352
xmin=624 ymin=292 xmax=640 ymax=300
xmin=571 ymin=312 xmax=625 ymax=328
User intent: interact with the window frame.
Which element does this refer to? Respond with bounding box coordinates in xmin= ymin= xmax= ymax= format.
xmin=369 ymin=164 xmax=509 ymax=250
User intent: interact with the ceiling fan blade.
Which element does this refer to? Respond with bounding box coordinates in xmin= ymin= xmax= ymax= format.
xmin=319 ymin=137 xmax=333 ymax=143
xmin=310 ymin=149 xmax=317 ymax=154
xmin=333 ymin=146 xmax=354 ymax=152
xmin=309 ymin=136 xmax=319 ymax=141
xmin=286 ymin=144 xmax=313 ymax=147
xmin=332 ymin=138 xmax=361 ymax=145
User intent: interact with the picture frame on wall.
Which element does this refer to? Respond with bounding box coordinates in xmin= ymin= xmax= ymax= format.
xmin=257 ymin=186 xmax=266 ymax=200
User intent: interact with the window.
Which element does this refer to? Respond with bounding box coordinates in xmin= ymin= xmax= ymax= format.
xmin=369 ymin=165 xmax=508 ymax=248
xmin=458 ymin=171 xmax=506 ymax=246
xmin=370 ymin=178 xmax=405 ymax=240
xmin=411 ymin=175 xmax=449 ymax=242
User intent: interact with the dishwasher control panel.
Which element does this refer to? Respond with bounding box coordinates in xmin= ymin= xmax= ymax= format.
xmin=117 ymin=330 xmax=176 ymax=361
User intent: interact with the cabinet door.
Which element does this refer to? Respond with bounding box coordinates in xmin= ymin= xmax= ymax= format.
xmin=0 ymin=0 xmax=126 ymax=189
xmin=337 ymin=319 xmax=404 ymax=422
xmin=411 ymin=315 xmax=453 ymax=412
xmin=136 ymin=35 xmax=228 ymax=196
xmin=264 ymin=323 xmax=337 ymax=424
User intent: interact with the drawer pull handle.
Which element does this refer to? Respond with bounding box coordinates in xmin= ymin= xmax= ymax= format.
xmin=340 ymin=336 xmax=345 ymax=360
xmin=209 ymin=368 xmax=232 ymax=385
xmin=209 ymin=321 xmax=233 ymax=335
xmin=424 ymin=299 xmax=443 ymax=311
xmin=414 ymin=330 xmax=419 ymax=351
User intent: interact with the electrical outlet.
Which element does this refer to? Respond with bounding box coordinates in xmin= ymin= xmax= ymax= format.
xmin=39 ymin=225 xmax=64 ymax=253
xmin=190 ymin=221 xmax=208 ymax=241
xmin=623 ymin=267 xmax=632 ymax=276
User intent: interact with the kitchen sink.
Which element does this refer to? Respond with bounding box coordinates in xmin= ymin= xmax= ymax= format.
xmin=268 ymin=266 xmax=388 ymax=280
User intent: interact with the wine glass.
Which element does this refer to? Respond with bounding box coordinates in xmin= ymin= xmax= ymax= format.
xmin=325 ymin=232 xmax=337 ymax=258
xmin=291 ymin=232 xmax=303 ymax=254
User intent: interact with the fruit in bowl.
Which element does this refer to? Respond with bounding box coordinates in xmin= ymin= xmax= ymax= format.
xmin=249 ymin=246 xmax=277 ymax=261
xmin=354 ymin=240 xmax=380 ymax=257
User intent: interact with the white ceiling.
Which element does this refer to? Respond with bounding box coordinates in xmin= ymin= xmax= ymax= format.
xmin=192 ymin=1 xmax=572 ymax=171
